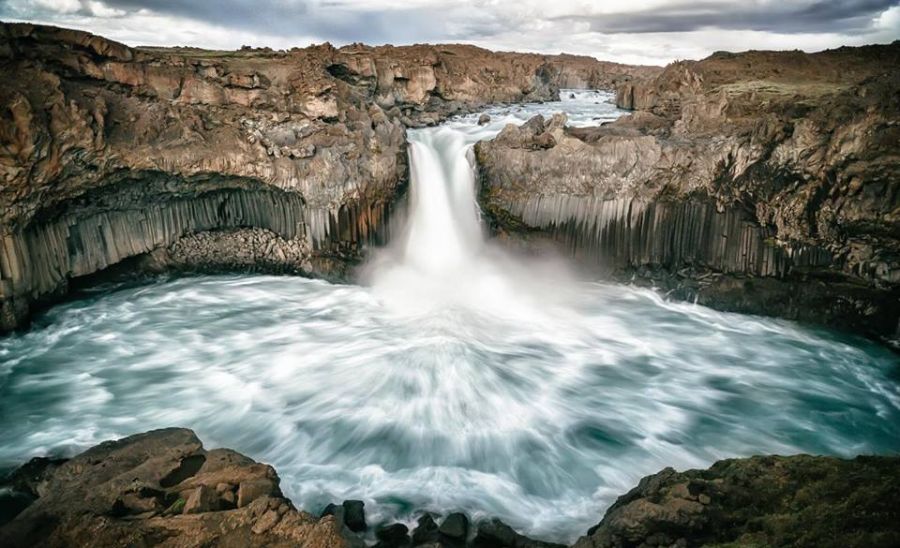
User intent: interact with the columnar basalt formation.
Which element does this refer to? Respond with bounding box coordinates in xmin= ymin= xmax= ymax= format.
xmin=0 ymin=22 xmax=650 ymax=332
xmin=476 ymin=43 xmax=900 ymax=339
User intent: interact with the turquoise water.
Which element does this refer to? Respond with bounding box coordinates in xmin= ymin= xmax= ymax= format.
xmin=1 ymin=274 xmax=898 ymax=541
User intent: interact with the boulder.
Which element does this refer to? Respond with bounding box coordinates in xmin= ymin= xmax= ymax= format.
xmin=375 ymin=522 xmax=410 ymax=547
xmin=342 ymin=499 xmax=367 ymax=532
xmin=439 ymin=512 xmax=469 ymax=541
xmin=412 ymin=513 xmax=440 ymax=544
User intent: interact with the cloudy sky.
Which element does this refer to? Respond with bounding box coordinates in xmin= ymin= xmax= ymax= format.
xmin=2 ymin=0 xmax=899 ymax=65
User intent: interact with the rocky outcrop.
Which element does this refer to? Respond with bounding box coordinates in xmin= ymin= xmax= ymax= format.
xmin=575 ymin=454 xmax=900 ymax=548
xmin=0 ymin=429 xmax=569 ymax=548
xmin=476 ymin=43 xmax=900 ymax=340
xmin=0 ymin=428 xmax=355 ymax=547
xmin=0 ymin=22 xmax=651 ymax=332
xmin=3 ymin=430 xmax=898 ymax=547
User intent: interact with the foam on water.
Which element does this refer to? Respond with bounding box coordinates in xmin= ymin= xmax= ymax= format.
xmin=1 ymin=91 xmax=898 ymax=542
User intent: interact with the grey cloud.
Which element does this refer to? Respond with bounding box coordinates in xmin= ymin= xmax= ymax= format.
xmin=102 ymin=0 xmax=444 ymax=43
xmin=0 ymin=0 xmax=447 ymax=44
xmin=560 ymin=0 xmax=899 ymax=35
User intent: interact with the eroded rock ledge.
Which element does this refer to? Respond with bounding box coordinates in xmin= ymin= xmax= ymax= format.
xmin=0 ymin=21 xmax=655 ymax=332
xmin=476 ymin=43 xmax=900 ymax=340
xmin=1 ymin=429 xmax=898 ymax=547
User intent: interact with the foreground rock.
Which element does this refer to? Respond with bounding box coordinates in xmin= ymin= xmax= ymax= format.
xmin=0 ymin=428 xmax=570 ymax=547
xmin=476 ymin=43 xmax=900 ymax=340
xmin=3 ymin=429 xmax=899 ymax=547
xmin=575 ymin=454 xmax=900 ymax=548
xmin=0 ymin=428 xmax=356 ymax=547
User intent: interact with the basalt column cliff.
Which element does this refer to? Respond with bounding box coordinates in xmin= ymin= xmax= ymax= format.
xmin=477 ymin=44 xmax=900 ymax=340
xmin=0 ymin=22 xmax=646 ymax=332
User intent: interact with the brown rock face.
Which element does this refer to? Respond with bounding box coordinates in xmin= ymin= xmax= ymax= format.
xmin=0 ymin=22 xmax=651 ymax=332
xmin=477 ymin=43 xmax=900 ymax=339
xmin=574 ymin=454 xmax=900 ymax=548
xmin=0 ymin=428 xmax=356 ymax=548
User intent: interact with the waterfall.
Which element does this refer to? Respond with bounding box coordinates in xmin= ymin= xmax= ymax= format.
xmin=368 ymin=91 xmax=624 ymax=319
xmin=401 ymin=128 xmax=483 ymax=273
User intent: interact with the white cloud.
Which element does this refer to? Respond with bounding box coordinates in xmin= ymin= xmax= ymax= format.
xmin=85 ymin=1 xmax=124 ymax=17
xmin=32 ymin=0 xmax=82 ymax=14
xmin=875 ymin=5 xmax=900 ymax=30
xmin=2 ymin=0 xmax=898 ymax=64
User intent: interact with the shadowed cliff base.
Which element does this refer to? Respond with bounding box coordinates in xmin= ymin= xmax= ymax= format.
xmin=0 ymin=429 xmax=898 ymax=547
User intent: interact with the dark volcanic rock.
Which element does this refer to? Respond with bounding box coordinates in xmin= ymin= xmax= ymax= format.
xmin=0 ymin=490 xmax=33 ymax=528
xmin=342 ymin=499 xmax=367 ymax=532
xmin=412 ymin=513 xmax=441 ymax=544
xmin=439 ymin=512 xmax=470 ymax=542
xmin=322 ymin=502 xmax=344 ymax=520
xmin=472 ymin=518 xmax=566 ymax=548
xmin=574 ymin=454 xmax=900 ymax=548
xmin=0 ymin=456 xmax=67 ymax=526
xmin=375 ymin=522 xmax=410 ymax=547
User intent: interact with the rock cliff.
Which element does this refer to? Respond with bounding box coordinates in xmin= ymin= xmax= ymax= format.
xmin=2 ymin=429 xmax=898 ymax=547
xmin=574 ymin=454 xmax=900 ymax=548
xmin=476 ymin=43 xmax=900 ymax=340
xmin=0 ymin=22 xmax=649 ymax=332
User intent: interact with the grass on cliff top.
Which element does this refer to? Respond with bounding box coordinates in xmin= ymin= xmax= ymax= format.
xmin=135 ymin=46 xmax=287 ymax=59
xmin=716 ymin=79 xmax=849 ymax=98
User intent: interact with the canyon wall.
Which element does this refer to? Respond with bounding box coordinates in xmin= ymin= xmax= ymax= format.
xmin=0 ymin=22 xmax=650 ymax=331
xmin=476 ymin=44 xmax=900 ymax=339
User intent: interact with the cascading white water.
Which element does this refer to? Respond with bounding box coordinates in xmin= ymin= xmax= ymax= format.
xmin=1 ymin=91 xmax=899 ymax=542
xmin=370 ymin=91 xmax=618 ymax=320
xmin=403 ymin=129 xmax=482 ymax=271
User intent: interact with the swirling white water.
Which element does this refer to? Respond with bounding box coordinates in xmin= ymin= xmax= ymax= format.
xmin=1 ymin=91 xmax=899 ymax=542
